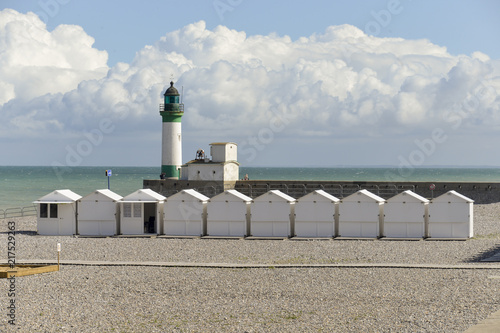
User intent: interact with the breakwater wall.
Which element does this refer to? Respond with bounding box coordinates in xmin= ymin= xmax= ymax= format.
xmin=143 ymin=180 xmax=500 ymax=204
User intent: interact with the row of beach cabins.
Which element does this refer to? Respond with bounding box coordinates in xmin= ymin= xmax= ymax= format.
xmin=34 ymin=188 xmax=474 ymax=239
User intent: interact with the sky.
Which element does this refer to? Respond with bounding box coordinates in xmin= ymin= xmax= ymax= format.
xmin=0 ymin=0 xmax=499 ymax=168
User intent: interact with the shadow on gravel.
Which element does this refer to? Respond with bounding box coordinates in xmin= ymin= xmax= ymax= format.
xmin=0 ymin=230 xmax=37 ymax=235
xmin=466 ymin=244 xmax=500 ymax=262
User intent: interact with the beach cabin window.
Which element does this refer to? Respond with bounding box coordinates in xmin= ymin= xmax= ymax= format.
xmin=133 ymin=203 xmax=142 ymax=218
xmin=40 ymin=203 xmax=57 ymax=218
xmin=123 ymin=203 xmax=132 ymax=217
xmin=50 ymin=204 xmax=58 ymax=218
xmin=40 ymin=203 xmax=48 ymax=218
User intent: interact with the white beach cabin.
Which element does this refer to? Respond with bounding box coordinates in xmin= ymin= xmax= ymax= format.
xmin=339 ymin=189 xmax=385 ymax=238
xmin=163 ymin=189 xmax=209 ymax=236
xmin=383 ymin=190 xmax=429 ymax=238
xmin=428 ymin=190 xmax=474 ymax=238
xmin=34 ymin=189 xmax=82 ymax=236
xmin=294 ymin=190 xmax=339 ymax=238
xmin=78 ymin=189 xmax=123 ymax=236
xmin=207 ymin=189 xmax=252 ymax=237
xmin=250 ymin=190 xmax=296 ymax=237
xmin=120 ymin=189 xmax=166 ymax=235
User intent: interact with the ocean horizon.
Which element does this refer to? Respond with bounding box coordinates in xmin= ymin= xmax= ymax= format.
xmin=1 ymin=165 xmax=500 ymax=211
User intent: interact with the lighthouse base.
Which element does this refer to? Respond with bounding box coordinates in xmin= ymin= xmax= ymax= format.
xmin=161 ymin=165 xmax=180 ymax=179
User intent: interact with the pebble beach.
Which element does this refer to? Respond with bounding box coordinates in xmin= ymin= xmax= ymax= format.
xmin=1 ymin=203 xmax=500 ymax=332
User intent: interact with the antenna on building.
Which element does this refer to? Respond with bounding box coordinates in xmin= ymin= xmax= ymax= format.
xmin=181 ymin=86 xmax=184 ymax=104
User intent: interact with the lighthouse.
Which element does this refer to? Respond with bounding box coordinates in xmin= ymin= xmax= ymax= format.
xmin=160 ymin=81 xmax=184 ymax=179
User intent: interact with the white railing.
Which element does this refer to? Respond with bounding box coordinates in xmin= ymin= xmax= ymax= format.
xmin=0 ymin=205 xmax=38 ymax=219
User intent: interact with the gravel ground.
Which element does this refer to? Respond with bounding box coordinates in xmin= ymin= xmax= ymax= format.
xmin=1 ymin=203 xmax=500 ymax=332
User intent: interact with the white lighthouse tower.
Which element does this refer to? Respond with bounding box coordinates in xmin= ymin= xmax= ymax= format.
xmin=160 ymin=81 xmax=184 ymax=179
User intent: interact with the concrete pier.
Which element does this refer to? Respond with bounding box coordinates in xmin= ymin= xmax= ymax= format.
xmin=144 ymin=179 xmax=500 ymax=204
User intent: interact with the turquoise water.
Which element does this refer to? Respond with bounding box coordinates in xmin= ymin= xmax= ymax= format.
xmin=242 ymin=167 xmax=500 ymax=182
xmin=1 ymin=166 xmax=499 ymax=210
xmin=0 ymin=166 xmax=158 ymax=211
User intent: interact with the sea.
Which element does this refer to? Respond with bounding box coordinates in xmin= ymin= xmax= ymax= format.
xmin=1 ymin=166 xmax=500 ymax=211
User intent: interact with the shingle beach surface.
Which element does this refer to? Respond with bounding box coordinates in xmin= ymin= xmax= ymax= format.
xmin=1 ymin=203 xmax=500 ymax=332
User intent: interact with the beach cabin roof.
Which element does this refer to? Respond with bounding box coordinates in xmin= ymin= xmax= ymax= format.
xmin=79 ymin=189 xmax=123 ymax=202
xmin=34 ymin=189 xmax=82 ymax=203
xmin=253 ymin=190 xmax=296 ymax=203
xmin=342 ymin=189 xmax=385 ymax=203
xmin=209 ymin=189 xmax=252 ymax=203
xmin=167 ymin=189 xmax=210 ymax=202
xmin=432 ymin=190 xmax=474 ymax=203
xmin=386 ymin=190 xmax=429 ymax=204
xmin=297 ymin=190 xmax=340 ymax=203
xmin=122 ymin=189 xmax=166 ymax=203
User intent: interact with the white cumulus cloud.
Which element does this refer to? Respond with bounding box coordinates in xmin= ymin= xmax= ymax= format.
xmin=0 ymin=9 xmax=108 ymax=104
xmin=1 ymin=10 xmax=499 ymax=166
